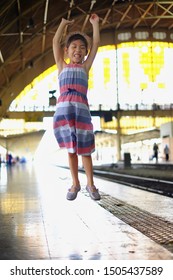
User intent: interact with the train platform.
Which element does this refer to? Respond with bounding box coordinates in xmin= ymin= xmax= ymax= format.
xmin=0 ymin=161 xmax=173 ymax=260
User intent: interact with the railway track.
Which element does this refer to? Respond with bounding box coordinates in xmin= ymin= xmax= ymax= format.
xmin=91 ymin=165 xmax=173 ymax=198
xmin=59 ymin=163 xmax=173 ymax=197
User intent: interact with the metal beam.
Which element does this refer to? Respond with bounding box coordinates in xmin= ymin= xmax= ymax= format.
xmin=81 ymin=0 xmax=96 ymax=32
xmin=42 ymin=0 xmax=49 ymax=53
xmin=116 ymin=4 xmax=133 ymax=29
xmin=152 ymin=3 xmax=173 ymax=28
xmin=133 ymin=3 xmax=154 ymax=29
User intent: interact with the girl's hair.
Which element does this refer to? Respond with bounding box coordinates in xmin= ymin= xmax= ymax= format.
xmin=65 ymin=32 xmax=89 ymax=51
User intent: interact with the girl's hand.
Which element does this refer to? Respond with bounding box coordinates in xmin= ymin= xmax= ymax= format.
xmin=89 ymin=14 xmax=99 ymax=24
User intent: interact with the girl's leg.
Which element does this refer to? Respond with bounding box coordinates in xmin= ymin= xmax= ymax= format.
xmin=82 ymin=155 xmax=94 ymax=188
xmin=82 ymin=155 xmax=101 ymax=200
xmin=68 ymin=152 xmax=80 ymax=190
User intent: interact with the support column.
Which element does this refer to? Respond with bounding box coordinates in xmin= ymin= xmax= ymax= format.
xmin=116 ymin=110 xmax=121 ymax=161
xmin=115 ymin=43 xmax=121 ymax=161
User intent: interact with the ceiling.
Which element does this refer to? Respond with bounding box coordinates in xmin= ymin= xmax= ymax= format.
xmin=1 ymin=0 xmax=173 ymax=118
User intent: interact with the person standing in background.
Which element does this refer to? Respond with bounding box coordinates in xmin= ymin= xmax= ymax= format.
xmin=153 ymin=143 xmax=159 ymax=163
xmin=164 ymin=144 xmax=169 ymax=161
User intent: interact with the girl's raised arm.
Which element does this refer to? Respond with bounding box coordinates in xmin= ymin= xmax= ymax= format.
xmin=52 ymin=18 xmax=74 ymax=73
xmin=84 ymin=14 xmax=100 ymax=73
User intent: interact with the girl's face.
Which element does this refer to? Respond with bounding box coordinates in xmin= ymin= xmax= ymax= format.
xmin=65 ymin=39 xmax=87 ymax=64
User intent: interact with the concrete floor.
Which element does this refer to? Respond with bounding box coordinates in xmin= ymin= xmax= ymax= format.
xmin=0 ymin=161 xmax=173 ymax=260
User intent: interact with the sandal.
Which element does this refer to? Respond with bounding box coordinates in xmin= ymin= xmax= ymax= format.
xmin=86 ymin=186 xmax=101 ymax=200
xmin=66 ymin=186 xmax=81 ymax=200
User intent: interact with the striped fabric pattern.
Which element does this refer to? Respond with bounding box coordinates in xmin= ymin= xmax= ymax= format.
xmin=53 ymin=64 xmax=95 ymax=155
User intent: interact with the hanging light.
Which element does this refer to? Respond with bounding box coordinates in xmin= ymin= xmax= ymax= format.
xmin=27 ymin=17 xmax=35 ymax=29
xmin=49 ymin=90 xmax=57 ymax=106
xmin=28 ymin=61 xmax=34 ymax=69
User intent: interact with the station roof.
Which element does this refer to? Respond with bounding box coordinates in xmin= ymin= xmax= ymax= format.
xmin=1 ymin=0 xmax=173 ymax=117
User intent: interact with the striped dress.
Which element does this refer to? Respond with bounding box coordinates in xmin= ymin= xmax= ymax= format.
xmin=53 ymin=64 xmax=95 ymax=155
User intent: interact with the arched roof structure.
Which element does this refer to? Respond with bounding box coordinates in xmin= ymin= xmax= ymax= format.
xmin=1 ymin=0 xmax=173 ymax=118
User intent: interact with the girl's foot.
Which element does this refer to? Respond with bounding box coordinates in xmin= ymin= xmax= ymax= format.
xmin=66 ymin=186 xmax=81 ymax=200
xmin=86 ymin=186 xmax=101 ymax=200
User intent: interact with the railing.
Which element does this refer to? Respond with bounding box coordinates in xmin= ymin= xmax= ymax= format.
xmin=8 ymin=103 xmax=173 ymax=112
